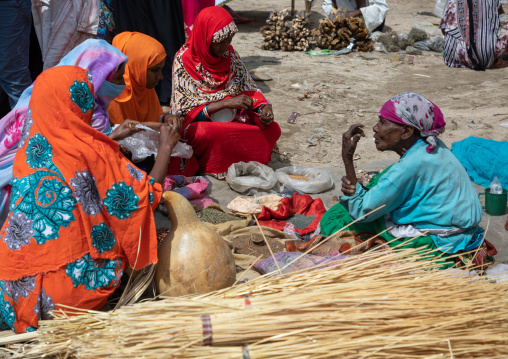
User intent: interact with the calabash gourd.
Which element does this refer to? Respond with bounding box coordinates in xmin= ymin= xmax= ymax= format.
xmin=155 ymin=191 xmax=236 ymax=296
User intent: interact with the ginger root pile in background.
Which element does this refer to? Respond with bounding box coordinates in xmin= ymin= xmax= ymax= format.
xmin=261 ymin=9 xmax=374 ymax=52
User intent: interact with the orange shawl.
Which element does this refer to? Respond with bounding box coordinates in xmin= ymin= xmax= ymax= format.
xmin=108 ymin=32 xmax=166 ymax=124
xmin=0 ymin=66 xmax=162 ymax=281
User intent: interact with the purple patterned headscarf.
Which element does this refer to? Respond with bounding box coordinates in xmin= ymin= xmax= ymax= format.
xmin=0 ymin=39 xmax=127 ymax=225
xmin=379 ymin=92 xmax=446 ymax=153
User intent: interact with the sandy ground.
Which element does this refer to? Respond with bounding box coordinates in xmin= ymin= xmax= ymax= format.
xmin=230 ymin=0 xmax=507 ymax=169
xmin=159 ymin=0 xmax=508 ymax=262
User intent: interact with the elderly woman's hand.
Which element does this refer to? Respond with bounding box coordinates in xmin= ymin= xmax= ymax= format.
xmin=342 ymin=124 xmax=365 ymax=162
xmin=341 ymin=176 xmax=357 ymax=196
xmin=259 ymin=105 xmax=274 ymax=125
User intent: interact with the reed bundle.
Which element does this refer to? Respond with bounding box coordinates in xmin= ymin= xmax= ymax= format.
xmin=20 ymin=246 xmax=508 ymax=359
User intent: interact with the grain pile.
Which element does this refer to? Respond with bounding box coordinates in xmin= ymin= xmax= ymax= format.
xmin=230 ymin=233 xmax=285 ymax=259
xmin=17 ymin=244 xmax=508 ymax=359
xmin=196 ymin=207 xmax=243 ymax=225
xmin=288 ymin=174 xmax=310 ymax=181
xmin=261 ymin=10 xmax=311 ymax=51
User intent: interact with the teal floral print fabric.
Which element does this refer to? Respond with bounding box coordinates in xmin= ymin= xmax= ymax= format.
xmin=65 ymin=253 xmax=122 ymax=290
xmin=69 ymin=80 xmax=94 ymax=114
xmin=10 ymin=171 xmax=76 ymax=244
xmin=103 ymin=182 xmax=139 ymax=220
xmin=0 ymin=293 xmax=16 ymax=330
xmin=0 ymin=67 xmax=162 ymax=333
xmin=91 ymin=222 xmax=116 ymax=253
xmin=25 ymin=134 xmax=53 ymax=169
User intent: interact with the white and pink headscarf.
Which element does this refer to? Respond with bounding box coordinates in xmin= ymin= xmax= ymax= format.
xmin=379 ymin=92 xmax=446 ymax=153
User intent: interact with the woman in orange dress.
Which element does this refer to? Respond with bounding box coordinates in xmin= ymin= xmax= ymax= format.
xmin=0 ymin=65 xmax=180 ymax=333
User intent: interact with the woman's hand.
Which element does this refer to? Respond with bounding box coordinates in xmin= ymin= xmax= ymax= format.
xmin=150 ymin=124 xmax=180 ymax=185
xmin=223 ymin=94 xmax=254 ymax=110
xmin=342 ymin=124 xmax=365 ymax=162
xmin=163 ymin=113 xmax=183 ymax=132
xmin=143 ymin=122 xmax=163 ymax=131
xmin=341 ymin=176 xmax=357 ymax=196
xmin=158 ymin=123 xmax=180 ymax=154
xmin=259 ymin=105 xmax=274 ymax=125
xmin=109 ymin=119 xmax=141 ymax=141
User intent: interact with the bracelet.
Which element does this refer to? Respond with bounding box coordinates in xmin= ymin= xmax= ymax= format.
xmin=203 ymin=105 xmax=211 ymax=119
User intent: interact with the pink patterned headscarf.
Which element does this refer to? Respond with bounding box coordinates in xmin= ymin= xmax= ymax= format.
xmin=379 ymin=92 xmax=446 ymax=153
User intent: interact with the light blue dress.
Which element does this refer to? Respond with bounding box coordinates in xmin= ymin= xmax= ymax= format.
xmin=342 ymin=138 xmax=484 ymax=253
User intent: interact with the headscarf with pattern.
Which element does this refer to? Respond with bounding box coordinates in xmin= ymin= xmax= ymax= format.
xmin=379 ymin=92 xmax=446 ymax=153
xmin=171 ymin=6 xmax=265 ymax=126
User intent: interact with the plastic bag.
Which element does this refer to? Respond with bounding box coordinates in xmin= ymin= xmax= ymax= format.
xmin=434 ymin=0 xmax=446 ymax=18
xmin=490 ymin=177 xmax=503 ymax=194
xmin=117 ymin=125 xmax=193 ymax=162
xmin=414 ymin=21 xmax=442 ymax=37
xmin=275 ymin=165 xmax=333 ymax=194
xmin=334 ymin=43 xmax=354 ymax=56
xmin=118 ymin=128 xmax=159 ymax=162
xmin=414 ymin=37 xmax=444 ymax=52
xmin=226 ymin=161 xmax=279 ymax=195
xmin=171 ymin=142 xmax=193 ymax=159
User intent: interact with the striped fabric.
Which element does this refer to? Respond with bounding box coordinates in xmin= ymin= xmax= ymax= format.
xmin=201 ymin=315 xmax=213 ymax=346
xmin=440 ymin=0 xmax=506 ymax=70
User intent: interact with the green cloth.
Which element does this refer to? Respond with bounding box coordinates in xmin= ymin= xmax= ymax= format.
xmin=320 ymin=168 xmax=455 ymax=269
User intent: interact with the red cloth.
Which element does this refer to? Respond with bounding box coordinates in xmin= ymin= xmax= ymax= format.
xmin=257 ymin=194 xmax=326 ymax=237
xmin=182 ymin=6 xmax=234 ymax=89
xmin=181 ymin=0 xmax=214 ymax=38
xmin=185 ymin=120 xmax=280 ymax=174
xmin=165 ymin=155 xmax=200 ymax=176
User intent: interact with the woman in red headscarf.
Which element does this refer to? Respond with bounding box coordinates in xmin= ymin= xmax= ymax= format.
xmin=170 ymin=6 xmax=281 ymax=178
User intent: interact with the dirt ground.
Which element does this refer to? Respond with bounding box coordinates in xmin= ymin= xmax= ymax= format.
xmin=229 ymin=0 xmax=508 ymax=169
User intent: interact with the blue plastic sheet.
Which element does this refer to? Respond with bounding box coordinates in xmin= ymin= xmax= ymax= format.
xmin=451 ymin=137 xmax=508 ymax=189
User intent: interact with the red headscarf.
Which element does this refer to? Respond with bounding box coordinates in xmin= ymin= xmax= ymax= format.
xmin=182 ymin=6 xmax=238 ymax=91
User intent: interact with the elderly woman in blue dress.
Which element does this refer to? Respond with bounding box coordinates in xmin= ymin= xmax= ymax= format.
xmin=320 ymin=92 xmax=496 ymax=269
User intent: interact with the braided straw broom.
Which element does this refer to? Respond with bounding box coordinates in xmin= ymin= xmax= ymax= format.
xmin=12 ymin=238 xmax=508 ymax=359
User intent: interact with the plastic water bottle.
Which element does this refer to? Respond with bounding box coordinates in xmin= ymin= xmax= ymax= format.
xmin=489 ymin=177 xmax=503 ymax=194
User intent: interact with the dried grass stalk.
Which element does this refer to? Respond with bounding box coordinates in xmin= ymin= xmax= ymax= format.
xmin=16 ymin=244 xmax=508 ymax=359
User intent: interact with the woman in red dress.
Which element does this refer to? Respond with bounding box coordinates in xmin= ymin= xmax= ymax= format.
xmin=170 ymin=6 xmax=280 ymax=178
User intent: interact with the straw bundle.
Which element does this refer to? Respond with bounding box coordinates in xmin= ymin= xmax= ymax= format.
xmin=19 ymin=246 xmax=508 ymax=359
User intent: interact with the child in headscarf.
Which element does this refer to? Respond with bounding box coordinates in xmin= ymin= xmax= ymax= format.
xmin=108 ymin=32 xmax=167 ymax=124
